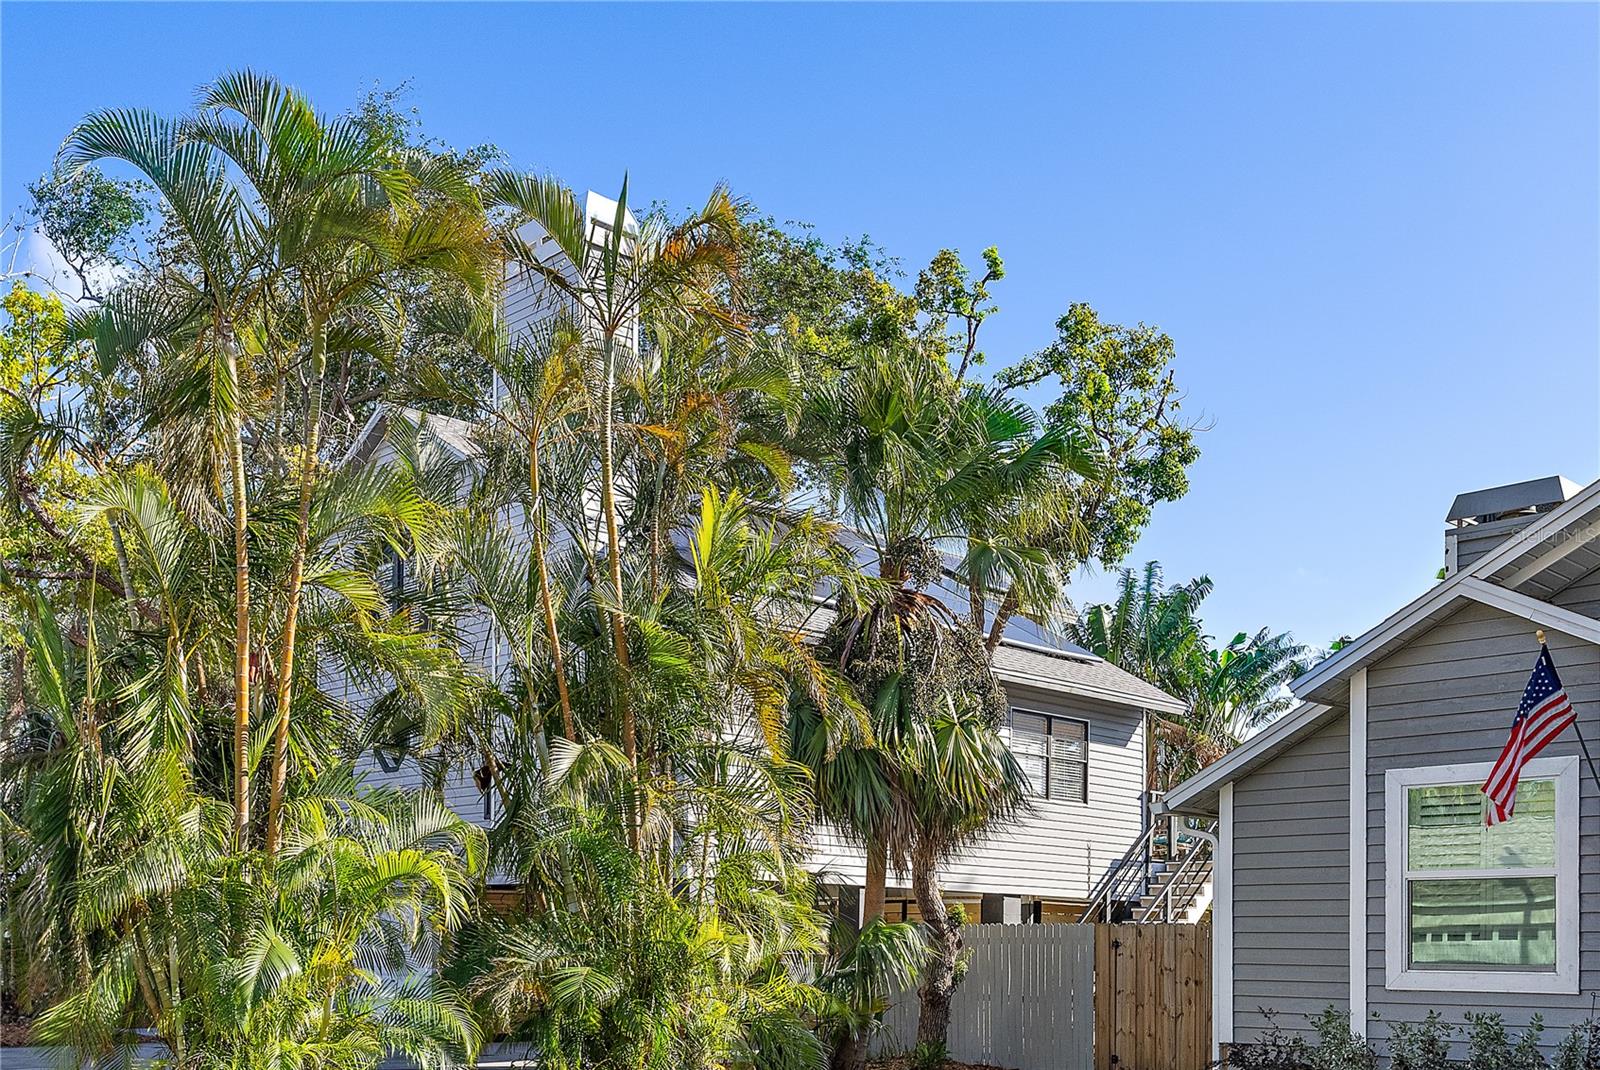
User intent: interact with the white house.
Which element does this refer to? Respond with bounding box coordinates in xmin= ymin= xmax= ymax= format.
xmin=330 ymin=189 xmax=1190 ymax=926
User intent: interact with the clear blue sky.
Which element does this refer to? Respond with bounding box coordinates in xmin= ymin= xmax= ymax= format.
xmin=3 ymin=2 xmax=1597 ymax=652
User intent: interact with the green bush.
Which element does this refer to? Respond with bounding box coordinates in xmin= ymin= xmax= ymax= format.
xmin=1308 ymin=1009 xmax=1376 ymax=1070
xmin=1389 ymin=1011 xmax=1452 ymax=1070
xmin=1551 ymin=1019 xmax=1600 ymax=1070
xmin=1224 ymin=1009 xmax=1591 ymax=1070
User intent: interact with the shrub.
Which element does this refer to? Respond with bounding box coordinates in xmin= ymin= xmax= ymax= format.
xmin=1389 ymin=1010 xmax=1453 ymax=1070
xmin=1226 ymin=1007 xmax=1598 ymax=1070
xmin=1552 ymin=1019 xmax=1600 ymax=1070
xmin=1309 ymin=1008 xmax=1377 ymax=1070
xmin=1225 ymin=1010 xmax=1312 ymax=1069
xmin=911 ymin=1039 xmax=948 ymax=1070
xmin=1464 ymin=1012 xmax=1547 ymax=1070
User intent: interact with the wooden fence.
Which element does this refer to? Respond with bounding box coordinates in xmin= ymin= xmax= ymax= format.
xmin=873 ymin=922 xmax=1209 ymax=1070
xmin=1095 ymin=922 xmax=1211 ymax=1070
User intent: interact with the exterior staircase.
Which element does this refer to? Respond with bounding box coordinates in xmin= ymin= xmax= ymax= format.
xmin=1079 ymin=797 xmax=1216 ymax=924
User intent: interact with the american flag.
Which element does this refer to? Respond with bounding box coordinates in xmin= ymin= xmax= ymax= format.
xmin=1481 ymin=645 xmax=1576 ymax=826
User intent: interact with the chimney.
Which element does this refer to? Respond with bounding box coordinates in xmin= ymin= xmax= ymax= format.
xmin=1443 ymin=475 xmax=1580 ymax=575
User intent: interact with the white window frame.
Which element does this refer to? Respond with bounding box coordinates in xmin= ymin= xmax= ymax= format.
xmin=1007 ymin=707 xmax=1091 ymax=804
xmin=1383 ymin=756 xmax=1578 ymax=994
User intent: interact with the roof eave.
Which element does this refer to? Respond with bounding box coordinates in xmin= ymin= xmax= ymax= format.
xmin=1289 ymin=478 xmax=1600 ymax=703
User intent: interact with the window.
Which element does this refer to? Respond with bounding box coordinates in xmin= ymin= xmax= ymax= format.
xmin=385 ymin=549 xmax=408 ymax=614
xmin=1006 ymin=709 xmax=1089 ymax=803
xmin=1384 ymin=757 xmax=1578 ymax=994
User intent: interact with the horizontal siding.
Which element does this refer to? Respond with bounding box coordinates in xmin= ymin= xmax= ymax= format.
xmin=1231 ymin=713 xmax=1349 ymax=1042
xmin=1555 ymin=561 xmax=1600 ymax=619
xmin=1365 ymin=588 xmax=1600 ymax=1041
xmin=809 ymin=683 xmax=1147 ymax=901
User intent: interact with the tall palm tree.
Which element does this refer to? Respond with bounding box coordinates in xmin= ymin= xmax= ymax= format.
xmin=62 ymin=101 xmax=271 ymax=844
xmin=481 ymin=173 xmax=741 ymax=774
xmin=793 ymin=345 xmax=1039 ymax=1061
xmin=178 ymin=71 xmax=497 ymax=853
xmin=454 ymin=310 xmax=589 ymax=741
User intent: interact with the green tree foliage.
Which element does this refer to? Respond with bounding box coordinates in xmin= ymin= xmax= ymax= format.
xmin=738 ymin=215 xmax=917 ymax=367
xmin=999 ymin=302 xmax=1201 ymax=568
xmin=1070 ymin=561 xmax=1309 ymax=787
xmin=24 ymin=165 xmax=150 ymax=302
xmin=5 ymin=68 xmax=1214 ymax=1070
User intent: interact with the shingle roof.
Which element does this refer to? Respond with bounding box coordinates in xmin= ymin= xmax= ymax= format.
xmin=991 ymin=642 xmax=1187 ymax=714
xmin=797 ymin=602 xmax=1185 ymax=715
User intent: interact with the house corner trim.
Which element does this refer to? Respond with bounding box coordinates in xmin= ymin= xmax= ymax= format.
xmin=1349 ymin=668 xmax=1367 ymax=1030
xmin=1214 ymin=781 xmax=1234 ymax=1058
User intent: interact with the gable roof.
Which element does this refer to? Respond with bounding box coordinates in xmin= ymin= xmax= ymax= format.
xmin=341 ymin=404 xmax=482 ymax=467
xmin=1163 ymin=476 xmax=1600 ymax=815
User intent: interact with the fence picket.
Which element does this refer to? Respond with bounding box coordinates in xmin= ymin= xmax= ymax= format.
xmin=871 ymin=922 xmax=1207 ymax=1070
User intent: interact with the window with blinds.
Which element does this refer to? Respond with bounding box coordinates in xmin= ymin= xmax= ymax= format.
xmin=1006 ymin=709 xmax=1089 ymax=804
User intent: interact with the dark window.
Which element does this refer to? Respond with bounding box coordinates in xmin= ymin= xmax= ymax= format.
xmin=1007 ymin=709 xmax=1089 ymax=804
xmin=386 ymin=550 xmax=407 ymax=613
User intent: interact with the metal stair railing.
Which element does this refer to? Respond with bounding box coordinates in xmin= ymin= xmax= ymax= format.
xmin=1078 ymin=822 xmax=1158 ymax=924
xmin=1135 ymin=822 xmax=1218 ymax=923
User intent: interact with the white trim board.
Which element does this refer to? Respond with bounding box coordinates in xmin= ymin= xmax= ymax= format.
xmin=1457 ymin=578 xmax=1600 ymax=647
xmin=1213 ymin=782 xmax=1234 ymax=1059
xmin=1349 ymin=669 xmax=1367 ymax=1028
xmin=1382 ymin=756 xmax=1579 ymax=995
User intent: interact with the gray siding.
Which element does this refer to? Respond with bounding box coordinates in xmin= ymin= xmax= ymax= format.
xmin=1450 ymin=517 xmax=1527 ymax=572
xmin=1364 ymin=586 xmax=1600 ymax=1041
xmin=1231 ymin=714 xmax=1350 ymax=1042
xmin=809 ymin=682 xmax=1147 ymax=901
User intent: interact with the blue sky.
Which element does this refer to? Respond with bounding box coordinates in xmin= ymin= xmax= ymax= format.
xmin=3 ymin=2 xmax=1597 ymax=652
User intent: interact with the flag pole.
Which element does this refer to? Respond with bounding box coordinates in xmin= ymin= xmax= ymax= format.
xmin=1539 ymin=629 xmax=1600 ymax=787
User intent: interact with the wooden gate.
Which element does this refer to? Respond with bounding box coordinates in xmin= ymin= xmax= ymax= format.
xmin=1094 ymin=922 xmax=1211 ymax=1070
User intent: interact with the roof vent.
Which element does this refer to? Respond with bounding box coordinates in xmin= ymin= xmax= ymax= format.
xmin=1443 ymin=475 xmax=1579 ymax=575
xmin=1446 ymin=475 xmax=1580 ymax=528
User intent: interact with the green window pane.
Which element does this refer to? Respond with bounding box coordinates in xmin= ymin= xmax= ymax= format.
xmin=1407 ymin=780 xmax=1556 ymax=870
xmin=1409 ymin=877 xmax=1556 ymax=970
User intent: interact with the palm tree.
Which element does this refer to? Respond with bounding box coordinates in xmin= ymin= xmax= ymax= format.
xmin=62 ymin=100 xmax=272 ymax=844
xmin=793 ymin=345 xmax=1037 ymax=1060
xmin=945 ymin=388 xmax=1101 ymax=650
xmin=481 ymin=173 xmax=741 ymax=775
xmin=1070 ymin=561 xmax=1212 ymax=697
xmin=903 ymin=694 xmax=1029 ymax=1049
xmin=177 ymin=72 xmax=497 ymax=853
xmin=1070 ymin=561 xmax=1309 ymax=788
xmin=462 ymin=485 xmax=860 ymax=1069
xmin=3 ymin=456 xmax=486 ymax=1070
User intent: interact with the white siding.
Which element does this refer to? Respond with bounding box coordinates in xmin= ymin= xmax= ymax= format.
xmin=809 ymin=682 xmax=1148 ymax=902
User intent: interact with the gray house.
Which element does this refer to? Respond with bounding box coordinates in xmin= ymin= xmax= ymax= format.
xmin=1166 ymin=475 xmax=1600 ymax=1053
